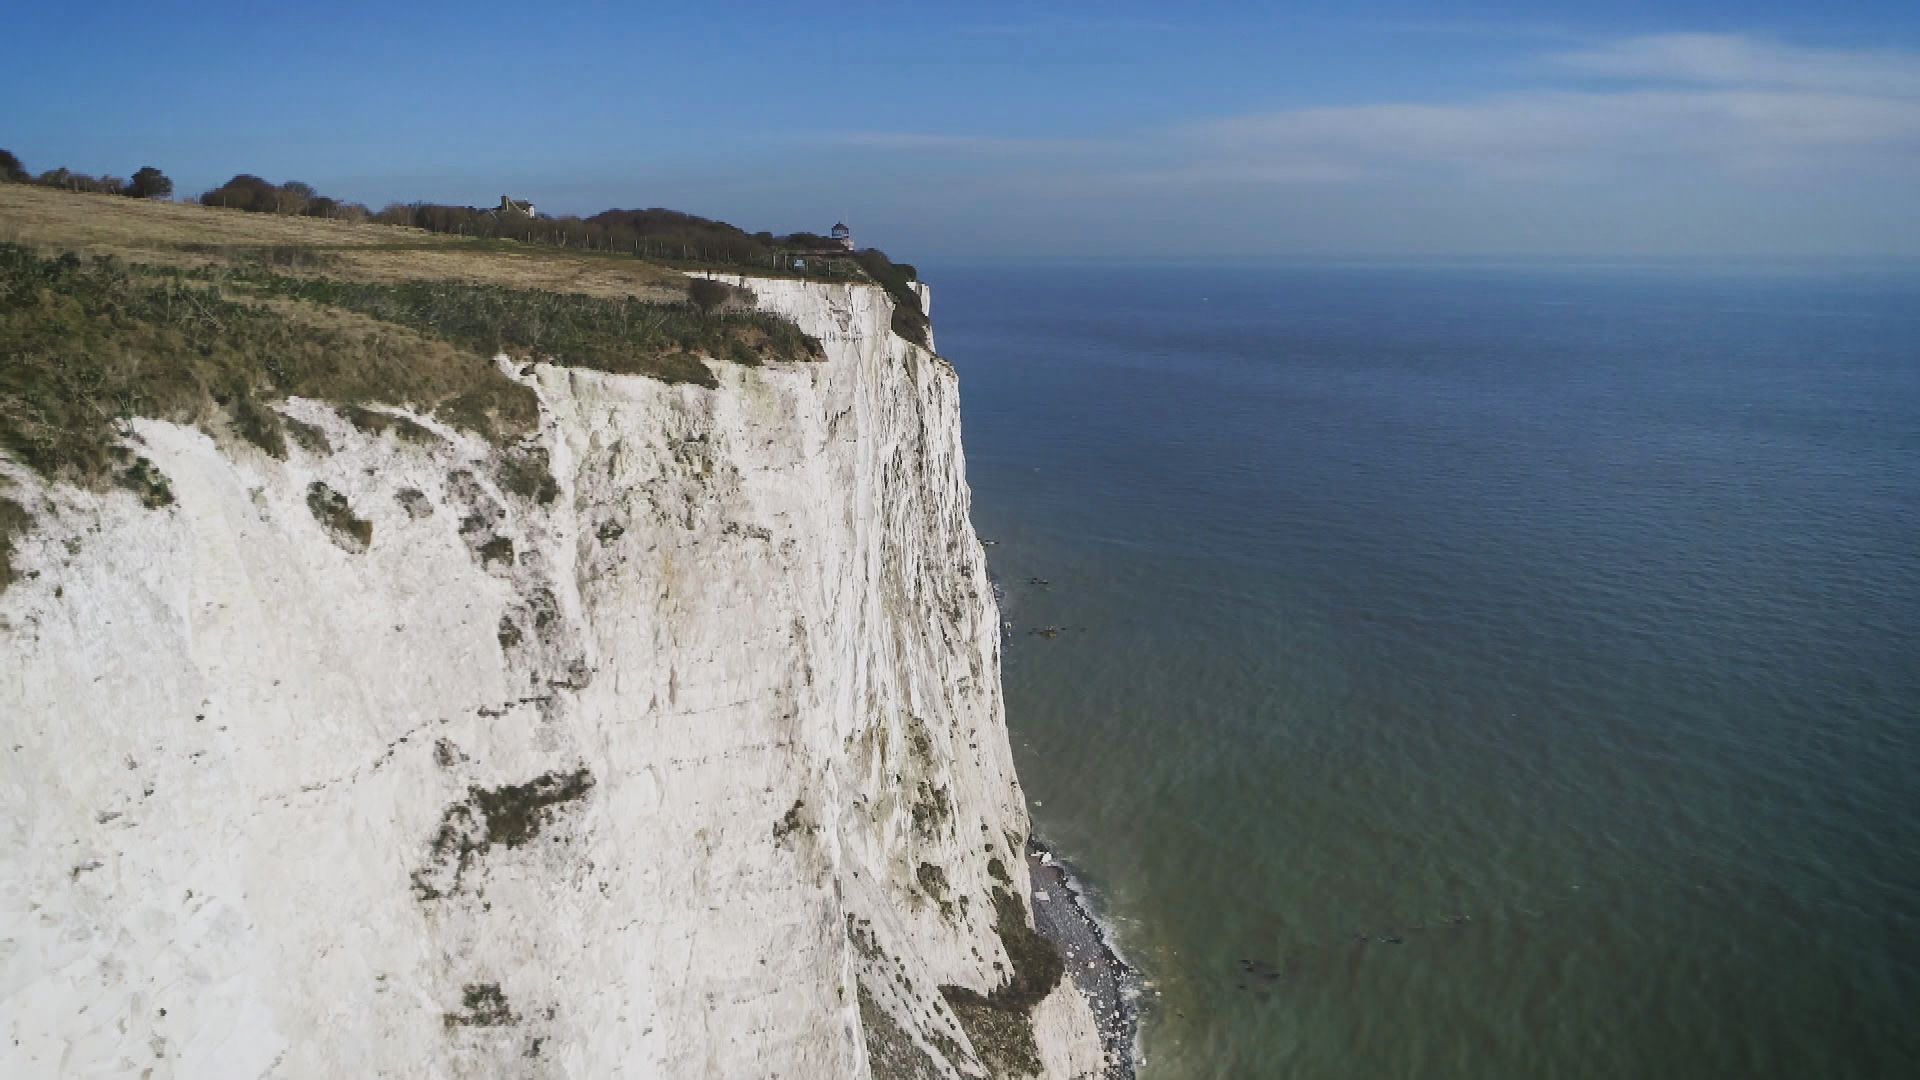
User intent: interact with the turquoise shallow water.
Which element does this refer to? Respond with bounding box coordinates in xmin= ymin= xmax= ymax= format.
xmin=931 ymin=260 xmax=1920 ymax=1078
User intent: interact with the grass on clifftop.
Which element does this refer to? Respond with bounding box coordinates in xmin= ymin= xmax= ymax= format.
xmin=244 ymin=272 xmax=817 ymax=385
xmin=0 ymin=241 xmax=818 ymax=489
xmin=0 ymin=182 xmax=688 ymax=300
xmin=0 ymin=183 xmax=833 ymax=595
xmin=1 ymin=182 xmax=931 ymax=345
xmin=0 ymin=243 xmax=536 ymax=483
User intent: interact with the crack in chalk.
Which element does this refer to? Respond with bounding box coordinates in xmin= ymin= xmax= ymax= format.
xmin=262 ymin=716 xmax=450 ymax=805
xmin=252 ymin=670 xmax=585 ymax=808
xmin=478 ymin=694 xmax=555 ymax=719
xmin=673 ymin=694 xmax=771 ymax=719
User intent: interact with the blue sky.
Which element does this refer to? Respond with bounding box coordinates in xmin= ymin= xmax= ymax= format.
xmin=6 ymin=1 xmax=1920 ymax=256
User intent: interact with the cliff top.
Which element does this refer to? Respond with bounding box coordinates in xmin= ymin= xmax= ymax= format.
xmin=0 ymin=183 xmax=694 ymax=303
xmin=0 ymin=183 xmax=831 ymax=506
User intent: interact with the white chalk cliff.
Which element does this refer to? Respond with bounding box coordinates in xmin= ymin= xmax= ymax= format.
xmin=0 ymin=277 xmax=1104 ymax=1078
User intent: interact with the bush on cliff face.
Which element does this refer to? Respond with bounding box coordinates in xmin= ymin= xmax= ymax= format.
xmin=938 ymin=887 xmax=1065 ymax=1077
xmin=853 ymin=250 xmax=930 ymax=348
xmin=305 ymin=482 xmax=372 ymax=552
xmin=0 ymin=494 xmax=29 ymax=588
xmin=687 ymin=277 xmax=736 ymax=315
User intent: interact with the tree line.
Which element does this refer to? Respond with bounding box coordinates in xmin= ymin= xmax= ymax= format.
xmin=199 ymin=174 xmax=369 ymax=221
xmin=3 ymin=148 xmax=872 ymax=271
xmin=192 ymin=173 xmax=835 ymax=268
xmin=188 ymin=170 xmax=824 ymax=266
xmin=1 ymin=149 xmax=172 ymax=199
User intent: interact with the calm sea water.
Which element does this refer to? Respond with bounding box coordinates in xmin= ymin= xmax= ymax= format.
xmin=930 ymin=259 xmax=1920 ymax=1079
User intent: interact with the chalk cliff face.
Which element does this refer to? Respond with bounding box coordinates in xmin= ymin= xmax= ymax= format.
xmin=0 ymin=278 xmax=1103 ymax=1078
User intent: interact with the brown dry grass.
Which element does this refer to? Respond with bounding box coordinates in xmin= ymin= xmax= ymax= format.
xmin=0 ymin=184 xmax=687 ymax=301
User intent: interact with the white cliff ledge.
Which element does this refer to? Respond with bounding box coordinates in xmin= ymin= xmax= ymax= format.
xmin=0 ymin=277 xmax=1104 ymax=1078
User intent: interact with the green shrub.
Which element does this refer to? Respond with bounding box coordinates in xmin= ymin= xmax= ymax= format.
xmin=306 ymin=482 xmax=371 ymax=551
xmin=687 ymin=277 xmax=733 ymax=315
xmin=229 ymin=390 xmax=288 ymax=457
xmin=853 ymin=250 xmax=930 ymax=347
xmin=496 ymin=444 xmax=559 ymax=504
xmin=937 ymin=887 xmax=1064 ymax=1076
xmin=112 ymin=452 xmax=174 ymax=507
xmin=239 ymin=271 xmax=819 ymax=386
xmin=341 ymin=404 xmax=441 ymax=445
xmin=0 ymin=494 xmax=29 ymax=588
xmin=127 ymin=166 xmax=172 ymax=200
xmin=443 ymin=983 xmax=515 ymax=1029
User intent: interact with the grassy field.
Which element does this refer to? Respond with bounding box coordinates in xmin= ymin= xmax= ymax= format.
xmin=0 ymin=183 xmax=690 ymax=301
xmin=0 ymin=184 xmax=822 ymax=515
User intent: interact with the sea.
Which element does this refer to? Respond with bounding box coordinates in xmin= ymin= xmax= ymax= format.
xmin=928 ymin=258 xmax=1920 ymax=1079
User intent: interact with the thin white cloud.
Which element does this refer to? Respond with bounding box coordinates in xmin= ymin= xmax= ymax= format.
xmin=823 ymin=33 xmax=1920 ymax=200
xmin=1552 ymin=33 xmax=1920 ymax=98
xmin=1187 ymin=89 xmax=1920 ymax=181
xmin=1317 ymin=16 xmax=1590 ymax=43
xmin=952 ymin=15 xmax=1183 ymax=40
xmin=830 ymin=132 xmax=1101 ymax=155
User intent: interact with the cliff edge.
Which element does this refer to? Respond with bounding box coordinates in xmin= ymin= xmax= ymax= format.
xmin=0 ymin=275 xmax=1106 ymax=1078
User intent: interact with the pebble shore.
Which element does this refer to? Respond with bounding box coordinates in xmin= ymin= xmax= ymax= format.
xmin=1028 ymin=840 xmax=1139 ymax=1079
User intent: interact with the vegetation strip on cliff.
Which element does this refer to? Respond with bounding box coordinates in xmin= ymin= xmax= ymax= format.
xmin=3 ymin=156 xmax=932 ymax=339
xmin=938 ymin=886 xmax=1068 ymax=1077
xmin=0 ymin=239 xmax=815 ymax=490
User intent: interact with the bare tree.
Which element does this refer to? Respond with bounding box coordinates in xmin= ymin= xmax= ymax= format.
xmin=276 ymin=181 xmax=315 ymax=216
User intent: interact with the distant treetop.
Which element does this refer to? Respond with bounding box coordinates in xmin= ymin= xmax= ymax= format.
xmin=200 ymin=174 xmax=368 ymax=221
xmin=128 ymin=167 xmax=173 ymax=200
